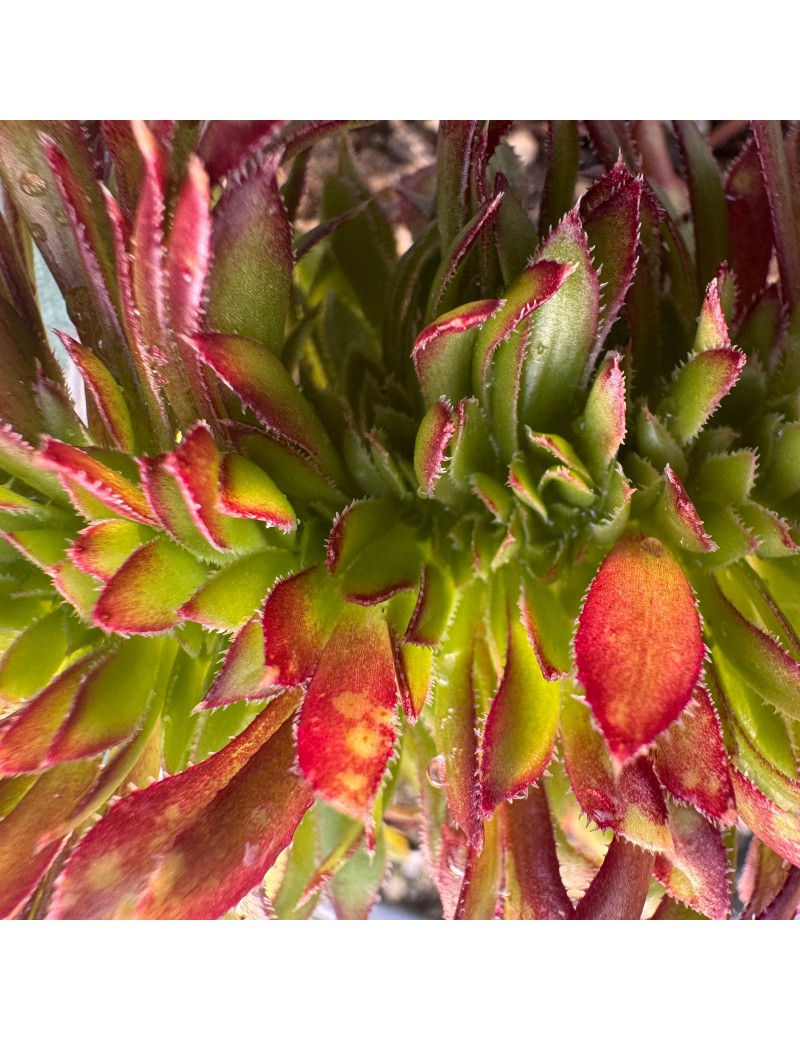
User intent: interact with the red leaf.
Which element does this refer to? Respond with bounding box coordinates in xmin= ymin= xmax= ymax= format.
xmin=296 ymin=605 xmax=397 ymax=823
xmin=262 ymin=565 xmax=343 ymax=686
xmin=40 ymin=439 xmax=155 ymax=526
xmin=501 ymin=786 xmax=574 ymax=920
xmin=49 ymin=692 xmax=312 ymax=919
xmin=197 ymin=121 xmax=287 ymax=184
xmin=654 ymin=800 xmax=731 ymax=919
xmin=726 ymin=140 xmax=773 ymax=309
xmin=575 ymin=534 xmax=704 ymax=764
xmin=163 ymin=422 xmax=232 ymax=551
xmin=0 ymin=759 xmax=99 ymax=918
xmin=651 ymin=686 xmax=735 ymax=823
xmin=574 ymin=836 xmax=654 ymax=920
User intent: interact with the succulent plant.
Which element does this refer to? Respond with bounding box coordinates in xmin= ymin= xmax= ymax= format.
xmin=1 ymin=119 xmax=799 ymax=920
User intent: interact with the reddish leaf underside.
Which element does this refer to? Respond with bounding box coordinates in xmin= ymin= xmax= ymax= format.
xmin=651 ymin=686 xmax=735 ymax=822
xmin=574 ymin=534 xmax=704 ymax=764
xmin=49 ymin=691 xmax=311 ymax=919
xmin=296 ymin=605 xmax=397 ymax=823
xmin=731 ymin=768 xmax=800 ymax=870
xmin=654 ymin=799 xmax=731 ymax=919
xmin=501 ymin=786 xmax=574 ymax=920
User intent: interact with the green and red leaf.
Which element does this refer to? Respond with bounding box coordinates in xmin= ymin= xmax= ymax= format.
xmin=48 ymin=691 xmax=311 ymax=919
xmin=481 ymin=611 xmax=559 ymax=814
xmin=296 ymin=605 xmax=397 ymax=823
xmin=262 ymin=565 xmax=343 ymax=686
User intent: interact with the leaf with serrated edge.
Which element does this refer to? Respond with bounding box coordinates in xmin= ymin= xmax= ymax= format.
xmin=262 ymin=564 xmax=343 ymax=686
xmin=654 ymin=799 xmax=731 ymax=919
xmin=93 ymin=537 xmax=207 ymax=635
xmin=296 ymin=604 xmax=397 ymax=823
xmin=731 ymin=768 xmax=800 ymax=870
xmin=481 ymin=611 xmax=559 ymax=814
xmin=414 ymin=399 xmax=454 ymax=496
xmin=651 ymin=686 xmax=734 ymax=823
xmin=575 ymin=534 xmax=704 ymax=763
xmin=49 ymin=691 xmax=311 ymax=919
xmin=501 ymin=785 xmax=574 ymax=919
xmin=202 ymin=618 xmax=276 ymax=708
xmin=180 ymin=549 xmax=294 ymax=632
xmin=413 ymin=300 xmax=501 ymax=408
xmin=218 ymin=454 xmax=296 ymax=531
xmin=40 ymin=439 xmax=155 ymax=525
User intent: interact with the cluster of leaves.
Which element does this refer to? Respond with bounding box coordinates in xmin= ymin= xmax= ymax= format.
xmin=1 ymin=120 xmax=800 ymax=920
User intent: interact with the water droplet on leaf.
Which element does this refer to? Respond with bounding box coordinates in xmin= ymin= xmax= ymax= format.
xmin=426 ymin=754 xmax=446 ymax=788
xmin=20 ymin=171 xmax=47 ymax=197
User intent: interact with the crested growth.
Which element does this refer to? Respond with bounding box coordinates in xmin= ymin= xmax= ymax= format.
xmin=1 ymin=120 xmax=800 ymax=920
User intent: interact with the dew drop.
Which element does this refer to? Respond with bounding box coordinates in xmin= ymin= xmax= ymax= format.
xmin=20 ymin=171 xmax=47 ymax=198
xmin=426 ymin=754 xmax=446 ymax=789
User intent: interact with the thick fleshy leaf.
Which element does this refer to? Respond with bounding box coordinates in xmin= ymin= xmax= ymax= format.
xmin=660 ymin=348 xmax=746 ymax=444
xmin=93 ymin=537 xmax=207 ymax=634
xmin=226 ymin=423 xmax=346 ymax=509
xmin=739 ymin=837 xmax=795 ymax=919
xmin=192 ymin=333 xmax=342 ymax=481
xmin=560 ymin=689 xmax=673 ymax=852
xmin=651 ymin=687 xmax=735 ymax=823
xmin=218 ymin=454 xmax=296 ymax=531
xmin=326 ymin=499 xmax=398 ymax=575
xmin=519 ymin=579 xmax=570 ymax=681
xmin=675 ymin=121 xmax=730 ymax=293
xmin=393 ymin=640 xmax=433 ymax=722
xmin=659 ymin=465 xmax=718 ymax=552
xmin=501 ymin=785 xmax=574 ymax=920
xmin=575 ymin=534 xmax=704 ymax=763
xmin=46 ymin=638 xmax=164 ymax=765
xmin=581 ymin=163 xmax=642 ymax=347
xmin=0 ymin=424 xmax=69 ymax=504
xmin=414 ymin=398 xmax=455 ymax=496
xmin=205 ymin=152 xmax=292 ymax=356
xmin=202 ymin=618 xmax=275 ymax=708
xmin=57 ymin=332 xmax=135 ymax=452
xmin=137 ymin=454 xmax=221 ymax=561
xmin=318 ymin=806 xmax=388 ymax=921
xmin=453 ymin=812 xmax=503 ymax=920
xmin=704 ymin=582 xmax=800 ymax=721
xmin=262 ymin=565 xmax=343 ymax=686
xmin=433 ymin=583 xmax=484 ymax=851
xmin=296 ymin=604 xmax=397 ymax=823
xmin=404 ymin=562 xmax=455 ymax=647
xmin=481 ymin=612 xmax=559 ymax=813
xmin=163 ymin=423 xmax=264 ymax=554
xmin=538 ymin=121 xmax=579 ymax=237
xmin=197 ymin=121 xmax=287 ymax=183
xmin=519 ymin=211 xmax=600 ymax=430
xmin=49 ymin=691 xmax=311 ymax=919
xmin=654 ymin=800 xmax=730 ymax=919
xmin=753 ymin=121 xmax=800 ymax=310
xmin=731 ymin=768 xmax=800 ymax=870
xmin=0 ymin=758 xmax=99 ymax=918
xmin=412 ymin=299 xmax=501 ymax=408
xmin=573 ymin=837 xmax=654 ymax=920
xmin=179 ymin=549 xmax=293 ymax=632
xmin=68 ymin=519 xmax=153 ymax=581
xmin=428 ymin=191 xmax=505 ymax=317
xmin=40 ymin=439 xmax=155 ymax=525
xmin=436 ymin=120 xmax=478 ymax=250
xmin=726 ymin=140 xmax=773 ymax=308
xmin=580 ymin=352 xmax=626 ymax=481
xmin=0 ymin=653 xmax=99 ymax=774
xmin=0 ymin=608 xmax=70 ymax=703
xmin=472 ymin=258 xmax=576 ymax=390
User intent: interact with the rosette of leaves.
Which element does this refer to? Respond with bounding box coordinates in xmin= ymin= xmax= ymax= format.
xmin=0 ymin=119 xmax=799 ymax=920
